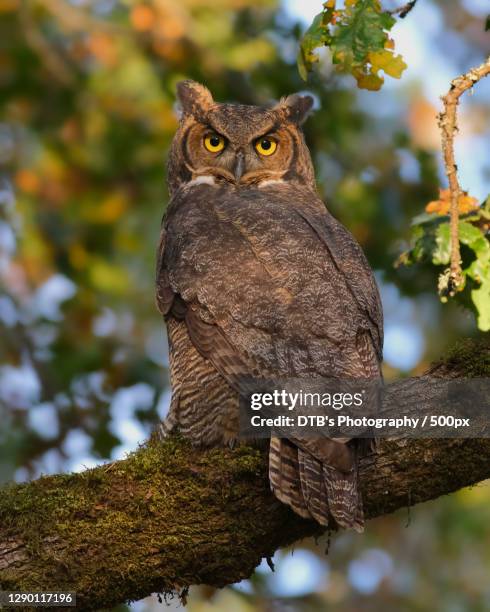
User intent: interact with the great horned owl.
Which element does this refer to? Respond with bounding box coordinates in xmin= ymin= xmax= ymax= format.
xmin=156 ymin=81 xmax=383 ymax=532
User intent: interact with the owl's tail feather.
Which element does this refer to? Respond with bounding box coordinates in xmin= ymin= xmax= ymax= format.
xmin=297 ymin=449 xmax=330 ymax=524
xmin=269 ymin=438 xmax=364 ymax=532
xmin=322 ymin=462 xmax=364 ymax=533
xmin=269 ymin=437 xmax=311 ymax=520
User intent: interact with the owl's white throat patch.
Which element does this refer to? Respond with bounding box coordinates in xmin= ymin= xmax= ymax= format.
xmin=258 ymin=179 xmax=285 ymax=188
xmin=187 ymin=175 xmax=216 ymax=187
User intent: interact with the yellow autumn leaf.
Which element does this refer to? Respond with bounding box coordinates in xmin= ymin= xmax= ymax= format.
xmin=355 ymin=72 xmax=384 ymax=91
xmin=459 ymin=192 xmax=480 ymax=213
xmin=368 ymin=49 xmax=407 ymax=79
xmin=426 ymin=188 xmax=479 ymax=215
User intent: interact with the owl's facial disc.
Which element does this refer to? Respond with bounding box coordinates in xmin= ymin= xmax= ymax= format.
xmin=172 ymin=82 xmax=316 ymax=191
xmin=183 ymin=121 xmax=293 ymax=187
xmin=234 ymin=151 xmax=245 ymax=182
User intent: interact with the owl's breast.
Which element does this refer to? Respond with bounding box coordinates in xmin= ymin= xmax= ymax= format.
xmin=165 ymin=183 xmax=366 ymax=339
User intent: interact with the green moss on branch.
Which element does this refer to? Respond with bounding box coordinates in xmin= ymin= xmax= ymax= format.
xmin=0 ymin=338 xmax=489 ymax=610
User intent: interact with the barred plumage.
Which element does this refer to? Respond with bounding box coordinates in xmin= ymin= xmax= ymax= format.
xmin=156 ymin=81 xmax=383 ymax=531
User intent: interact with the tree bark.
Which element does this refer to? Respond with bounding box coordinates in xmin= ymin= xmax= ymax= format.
xmin=0 ymin=339 xmax=489 ymax=611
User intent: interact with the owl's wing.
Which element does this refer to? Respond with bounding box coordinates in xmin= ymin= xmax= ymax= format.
xmin=295 ymin=206 xmax=383 ymax=364
xmin=157 ymin=209 xmax=255 ymax=397
xmin=156 ymin=227 xmax=174 ymax=317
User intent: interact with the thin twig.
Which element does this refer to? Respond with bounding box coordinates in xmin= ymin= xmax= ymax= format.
xmin=438 ymin=56 xmax=490 ymax=294
xmin=389 ymin=0 xmax=419 ymax=18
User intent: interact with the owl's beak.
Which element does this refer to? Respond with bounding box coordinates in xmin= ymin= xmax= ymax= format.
xmin=234 ymin=151 xmax=245 ymax=182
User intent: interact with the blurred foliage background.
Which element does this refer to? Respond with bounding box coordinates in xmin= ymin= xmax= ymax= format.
xmin=0 ymin=0 xmax=489 ymax=610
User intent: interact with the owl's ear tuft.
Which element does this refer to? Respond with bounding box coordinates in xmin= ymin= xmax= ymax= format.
xmin=176 ymin=80 xmax=214 ymax=118
xmin=275 ymin=93 xmax=314 ymax=125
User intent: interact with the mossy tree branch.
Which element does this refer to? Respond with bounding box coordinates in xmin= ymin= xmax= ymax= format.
xmin=0 ymin=339 xmax=489 ymax=610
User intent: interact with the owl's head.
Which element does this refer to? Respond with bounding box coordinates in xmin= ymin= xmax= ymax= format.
xmin=167 ymin=81 xmax=315 ymax=195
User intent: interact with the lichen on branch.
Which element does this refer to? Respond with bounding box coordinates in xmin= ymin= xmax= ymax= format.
xmin=438 ymin=56 xmax=490 ymax=296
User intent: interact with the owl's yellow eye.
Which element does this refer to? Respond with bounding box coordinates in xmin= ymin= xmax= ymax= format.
xmin=255 ymin=137 xmax=277 ymax=156
xmin=204 ymin=134 xmax=225 ymax=153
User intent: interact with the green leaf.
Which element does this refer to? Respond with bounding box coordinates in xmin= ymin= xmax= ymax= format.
xmin=402 ymin=213 xmax=490 ymax=331
xmin=333 ymin=0 xmax=394 ymax=66
xmin=459 ymin=221 xmax=490 ymax=257
xmin=297 ymin=12 xmax=330 ymax=80
xmin=485 ymin=15 xmax=490 ymax=31
xmin=297 ymin=0 xmax=407 ymax=89
xmin=329 ymin=0 xmax=405 ymax=90
xmin=458 ymin=221 xmax=490 ymax=283
xmin=432 ymin=222 xmax=450 ymax=265
xmin=472 ymin=281 xmax=490 ymax=331
xmin=459 ymin=221 xmax=487 ymax=246
xmin=410 ymin=211 xmax=444 ymax=226
xmin=457 ymin=220 xmax=490 ymax=330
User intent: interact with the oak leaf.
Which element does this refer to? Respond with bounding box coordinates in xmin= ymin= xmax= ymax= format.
xmin=425 ymin=188 xmax=479 ymax=215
